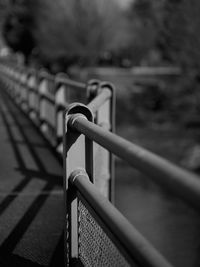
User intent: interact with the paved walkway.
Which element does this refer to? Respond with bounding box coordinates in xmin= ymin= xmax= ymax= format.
xmin=0 ymin=87 xmax=64 ymax=266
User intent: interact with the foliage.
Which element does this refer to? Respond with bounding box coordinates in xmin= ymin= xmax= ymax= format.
xmin=1 ymin=0 xmax=131 ymax=69
xmin=34 ymin=0 xmax=131 ymax=68
xmin=154 ymin=0 xmax=200 ymax=127
xmin=0 ymin=0 xmax=7 ymax=25
xmin=1 ymin=0 xmax=166 ymax=68
xmin=2 ymin=0 xmax=200 ymax=73
xmin=0 ymin=0 xmax=10 ymax=47
xmin=126 ymin=0 xmax=165 ymax=65
xmin=2 ymin=1 xmax=35 ymax=58
xmin=159 ymin=0 xmax=200 ymax=70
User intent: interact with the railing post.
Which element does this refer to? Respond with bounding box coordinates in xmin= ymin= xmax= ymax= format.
xmin=20 ymin=70 xmax=28 ymax=110
xmin=55 ymin=73 xmax=69 ymax=153
xmin=87 ymin=80 xmax=116 ymax=202
xmin=5 ymin=66 xmax=14 ymax=97
xmin=12 ymin=68 xmax=19 ymax=99
xmin=64 ymin=103 xmax=93 ymax=266
xmin=39 ymin=72 xmax=56 ymax=145
xmin=13 ymin=67 xmax=21 ymax=102
xmin=38 ymin=72 xmax=49 ymax=134
xmin=27 ymin=69 xmax=38 ymax=121
xmin=38 ymin=71 xmax=56 ymax=145
xmin=7 ymin=67 xmax=14 ymax=97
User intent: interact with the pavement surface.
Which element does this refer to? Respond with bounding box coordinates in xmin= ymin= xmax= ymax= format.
xmin=0 ymin=86 xmax=64 ymax=267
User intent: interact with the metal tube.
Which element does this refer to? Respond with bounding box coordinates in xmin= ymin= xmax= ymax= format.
xmin=70 ymin=115 xmax=200 ymax=210
xmin=41 ymin=93 xmax=55 ymax=104
xmin=70 ymin=172 xmax=173 ymax=267
xmin=87 ymin=82 xmax=115 ymax=202
xmin=56 ymin=76 xmax=86 ymax=90
xmin=87 ymin=88 xmax=111 ymax=113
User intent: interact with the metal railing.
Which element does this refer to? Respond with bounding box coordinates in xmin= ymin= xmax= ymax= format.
xmin=0 ymin=63 xmax=87 ymax=151
xmin=64 ymin=99 xmax=200 ymax=266
xmin=67 ymin=169 xmax=172 ymax=267
xmin=0 ymin=60 xmax=115 ymax=201
xmin=1 ymin=59 xmax=200 ymax=267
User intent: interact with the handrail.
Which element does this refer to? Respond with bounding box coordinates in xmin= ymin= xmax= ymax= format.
xmin=64 ymin=101 xmax=200 ymax=266
xmin=0 ymin=60 xmax=115 ymax=201
xmin=0 ymin=58 xmax=198 ymax=267
xmin=55 ymin=74 xmax=86 ymax=90
xmin=68 ymin=112 xmax=200 ymax=211
xmin=0 ymin=59 xmax=117 ymax=266
xmin=68 ymin=169 xmax=173 ymax=267
xmin=87 ymin=88 xmax=111 ymax=114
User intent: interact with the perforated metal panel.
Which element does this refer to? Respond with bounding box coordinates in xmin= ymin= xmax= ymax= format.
xmin=78 ymin=200 xmax=133 ymax=267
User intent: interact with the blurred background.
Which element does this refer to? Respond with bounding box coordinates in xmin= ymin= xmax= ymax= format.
xmin=1 ymin=0 xmax=200 ymax=266
xmin=1 ymin=0 xmax=200 ymax=129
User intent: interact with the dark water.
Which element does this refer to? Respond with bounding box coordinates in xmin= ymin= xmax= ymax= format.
xmin=115 ymin=159 xmax=200 ymax=267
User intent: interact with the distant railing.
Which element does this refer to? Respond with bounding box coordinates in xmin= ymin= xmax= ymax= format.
xmin=0 ymin=60 xmax=115 ymax=201
xmin=1 ymin=59 xmax=200 ymax=267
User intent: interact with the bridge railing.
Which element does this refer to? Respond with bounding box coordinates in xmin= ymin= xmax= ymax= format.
xmin=0 ymin=63 xmax=87 ymax=150
xmin=1 ymin=59 xmax=200 ymax=267
xmin=64 ymin=99 xmax=200 ymax=266
xmin=67 ymin=169 xmax=172 ymax=267
xmin=0 ymin=61 xmax=115 ymax=201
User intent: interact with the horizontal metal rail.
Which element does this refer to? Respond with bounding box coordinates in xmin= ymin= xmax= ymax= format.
xmin=40 ymin=92 xmax=55 ymax=104
xmin=55 ymin=75 xmax=86 ymax=90
xmin=68 ymin=113 xmax=200 ymax=211
xmin=69 ymin=170 xmax=173 ymax=267
xmin=87 ymin=88 xmax=111 ymax=113
xmin=1 ymin=58 xmax=194 ymax=267
xmin=0 ymin=60 xmax=116 ymax=201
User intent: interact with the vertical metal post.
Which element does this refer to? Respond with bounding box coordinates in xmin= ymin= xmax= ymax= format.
xmin=20 ymin=71 xmax=28 ymax=110
xmin=87 ymin=80 xmax=116 ymax=202
xmin=15 ymin=68 xmax=22 ymax=104
xmin=6 ymin=67 xmax=13 ymax=96
xmin=12 ymin=68 xmax=18 ymax=99
xmin=66 ymin=171 xmax=75 ymax=267
xmin=14 ymin=68 xmax=21 ymax=102
xmin=8 ymin=68 xmax=14 ymax=97
xmin=55 ymin=73 xmax=68 ymax=153
xmin=27 ymin=70 xmax=37 ymax=120
xmin=63 ymin=103 xmax=93 ymax=265
xmin=38 ymin=73 xmax=48 ymax=134
xmin=35 ymin=72 xmax=40 ymax=125
xmin=67 ymin=169 xmax=89 ymax=267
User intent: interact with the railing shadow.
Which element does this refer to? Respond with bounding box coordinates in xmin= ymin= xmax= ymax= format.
xmin=0 ymin=88 xmax=64 ymax=266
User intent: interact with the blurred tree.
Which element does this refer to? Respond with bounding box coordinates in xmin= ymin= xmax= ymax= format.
xmin=0 ymin=0 xmax=9 ymax=21
xmin=0 ymin=0 xmax=10 ymax=47
xmin=31 ymin=0 xmax=131 ymax=69
xmin=2 ymin=0 xmax=131 ymax=69
xmin=159 ymin=0 xmax=200 ymax=70
xmin=2 ymin=1 xmax=35 ymax=59
xmin=127 ymin=0 xmax=165 ymax=65
xmin=157 ymin=0 xmax=200 ymax=127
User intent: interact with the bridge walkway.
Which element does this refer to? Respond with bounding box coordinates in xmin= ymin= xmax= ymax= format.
xmin=0 ymin=88 xmax=64 ymax=267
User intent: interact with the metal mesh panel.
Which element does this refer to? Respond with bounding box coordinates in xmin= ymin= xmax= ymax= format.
xmin=78 ymin=200 xmax=133 ymax=267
